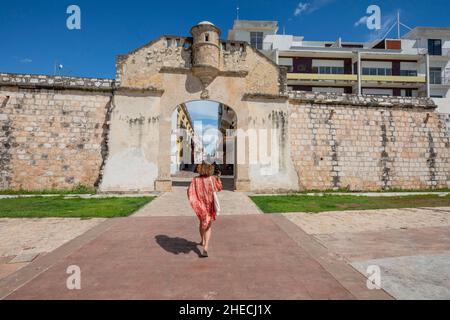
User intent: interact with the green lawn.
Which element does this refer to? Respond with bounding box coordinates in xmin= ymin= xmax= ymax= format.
xmin=0 ymin=196 xmax=154 ymax=218
xmin=250 ymin=194 xmax=450 ymax=214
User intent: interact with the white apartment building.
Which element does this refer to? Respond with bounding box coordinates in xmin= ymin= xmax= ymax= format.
xmin=228 ymin=20 xmax=450 ymax=111
xmin=403 ymin=27 xmax=450 ymax=100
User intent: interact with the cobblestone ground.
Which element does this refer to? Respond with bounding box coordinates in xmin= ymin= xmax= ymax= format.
xmin=0 ymin=218 xmax=105 ymax=280
xmin=285 ymin=207 xmax=450 ymax=299
xmin=284 ymin=207 xmax=450 ymax=235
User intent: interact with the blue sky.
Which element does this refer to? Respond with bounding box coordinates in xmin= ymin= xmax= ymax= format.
xmin=1 ymin=0 xmax=449 ymax=79
xmin=187 ymin=101 xmax=220 ymax=155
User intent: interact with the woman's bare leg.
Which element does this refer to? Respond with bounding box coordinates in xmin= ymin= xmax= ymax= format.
xmin=203 ymin=224 xmax=212 ymax=252
xmin=199 ymin=222 xmax=205 ymax=246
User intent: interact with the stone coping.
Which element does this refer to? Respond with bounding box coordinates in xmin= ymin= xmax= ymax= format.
xmin=288 ymin=91 xmax=437 ymax=109
xmin=0 ymin=72 xmax=115 ymax=92
xmin=0 ymin=72 xmax=439 ymax=110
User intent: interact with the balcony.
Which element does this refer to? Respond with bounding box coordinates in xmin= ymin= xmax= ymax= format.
xmin=287 ymin=73 xmax=357 ymax=81
xmin=362 ymin=75 xmax=426 ymax=83
xmin=287 ymin=73 xmax=426 ymax=84
xmin=428 ymin=48 xmax=450 ymax=60
xmin=430 ymin=75 xmax=450 ymax=86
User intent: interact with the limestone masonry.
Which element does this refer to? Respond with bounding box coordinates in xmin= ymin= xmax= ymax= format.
xmin=1 ymin=22 xmax=449 ymax=192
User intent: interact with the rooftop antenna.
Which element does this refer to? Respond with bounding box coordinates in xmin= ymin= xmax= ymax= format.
xmin=382 ymin=10 xmax=413 ymax=39
xmin=236 ymin=5 xmax=240 ymax=20
xmin=53 ymin=60 xmax=64 ymax=76
xmin=397 ymin=11 xmax=400 ymax=39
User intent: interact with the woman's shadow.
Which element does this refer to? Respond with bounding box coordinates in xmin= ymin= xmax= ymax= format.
xmin=155 ymin=235 xmax=202 ymax=257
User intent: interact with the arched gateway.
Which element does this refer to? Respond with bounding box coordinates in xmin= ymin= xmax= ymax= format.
xmin=99 ymin=21 xmax=298 ymax=193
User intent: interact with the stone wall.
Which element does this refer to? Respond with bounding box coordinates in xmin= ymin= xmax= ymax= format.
xmin=2 ymin=74 xmax=449 ymax=193
xmin=0 ymin=95 xmax=12 ymax=189
xmin=288 ymin=92 xmax=450 ymax=191
xmin=0 ymin=75 xmax=113 ymax=190
xmin=99 ymin=93 xmax=161 ymax=193
xmin=439 ymin=113 xmax=450 ymax=139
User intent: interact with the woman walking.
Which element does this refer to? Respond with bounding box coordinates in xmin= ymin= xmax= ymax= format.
xmin=187 ymin=163 xmax=222 ymax=258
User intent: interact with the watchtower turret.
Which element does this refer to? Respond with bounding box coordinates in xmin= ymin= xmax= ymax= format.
xmin=190 ymin=21 xmax=221 ymax=87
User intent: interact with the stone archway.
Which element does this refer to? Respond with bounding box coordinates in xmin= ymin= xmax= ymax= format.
xmin=154 ymin=78 xmax=252 ymax=192
xmin=98 ymin=21 xmax=298 ymax=193
xmin=170 ymin=100 xmax=238 ymax=190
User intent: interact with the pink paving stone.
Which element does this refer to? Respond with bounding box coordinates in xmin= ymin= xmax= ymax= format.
xmin=4 ymin=215 xmax=357 ymax=300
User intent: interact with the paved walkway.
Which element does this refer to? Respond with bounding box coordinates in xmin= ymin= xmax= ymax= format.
xmin=286 ymin=207 xmax=450 ymax=299
xmin=134 ymin=183 xmax=262 ymax=217
xmin=0 ymin=218 xmax=105 ymax=281
xmin=284 ymin=207 xmax=450 ymax=235
xmin=0 ymin=215 xmax=389 ymax=300
xmin=2 ymin=185 xmax=450 ymax=299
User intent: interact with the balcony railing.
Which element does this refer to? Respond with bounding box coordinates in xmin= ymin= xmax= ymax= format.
xmin=287 ymin=73 xmax=357 ymax=81
xmin=428 ymin=48 xmax=450 ymax=58
xmin=362 ymin=75 xmax=426 ymax=83
xmin=287 ymin=73 xmax=426 ymax=83
xmin=430 ymin=75 xmax=450 ymax=85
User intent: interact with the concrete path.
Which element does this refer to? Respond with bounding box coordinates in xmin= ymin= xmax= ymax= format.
xmin=0 ymin=218 xmax=105 ymax=281
xmin=134 ymin=186 xmax=262 ymax=217
xmin=286 ymin=207 xmax=450 ymax=299
xmin=284 ymin=207 xmax=450 ymax=235
xmin=352 ymin=252 xmax=450 ymax=300
xmin=0 ymin=215 xmax=389 ymax=300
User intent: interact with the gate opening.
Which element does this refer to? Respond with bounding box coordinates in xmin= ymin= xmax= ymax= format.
xmin=170 ymin=100 xmax=237 ymax=190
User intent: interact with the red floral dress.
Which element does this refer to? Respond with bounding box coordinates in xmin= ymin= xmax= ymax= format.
xmin=187 ymin=175 xmax=223 ymax=229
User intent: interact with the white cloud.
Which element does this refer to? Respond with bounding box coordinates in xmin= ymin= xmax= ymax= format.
xmin=365 ymin=12 xmax=397 ymax=41
xmin=354 ymin=16 xmax=368 ymax=27
xmin=294 ymin=3 xmax=310 ymax=16
xmin=19 ymin=58 xmax=32 ymax=63
xmin=202 ymin=124 xmax=220 ymax=154
xmin=293 ymin=0 xmax=334 ymax=17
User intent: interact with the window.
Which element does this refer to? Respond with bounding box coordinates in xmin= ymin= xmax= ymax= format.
xmin=404 ymin=89 xmax=413 ymax=97
xmin=297 ymin=64 xmax=308 ymax=73
xmin=400 ymin=70 xmax=418 ymax=76
xmin=430 ymin=67 xmax=442 ymax=84
xmin=205 ymin=34 xmax=210 ymax=42
xmin=282 ymin=65 xmax=293 ymax=72
xmin=312 ymin=66 xmax=344 ymax=74
xmin=362 ymin=68 xmax=392 ymax=76
xmin=428 ymin=39 xmax=442 ymax=56
xmin=250 ymin=32 xmax=264 ymax=50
